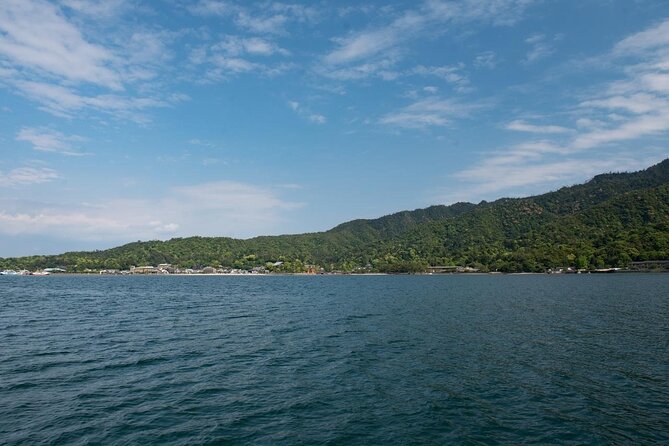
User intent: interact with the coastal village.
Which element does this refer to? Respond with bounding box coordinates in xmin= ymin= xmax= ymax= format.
xmin=0 ymin=262 xmax=322 ymax=276
xmin=2 ymin=263 xmax=278 ymax=276
xmin=2 ymin=260 xmax=667 ymax=276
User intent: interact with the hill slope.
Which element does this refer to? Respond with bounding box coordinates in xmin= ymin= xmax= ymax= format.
xmin=2 ymin=159 xmax=668 ymax=273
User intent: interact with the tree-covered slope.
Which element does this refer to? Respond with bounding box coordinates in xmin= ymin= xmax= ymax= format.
xmin=1 ymin=159 xmax=668 ymax=273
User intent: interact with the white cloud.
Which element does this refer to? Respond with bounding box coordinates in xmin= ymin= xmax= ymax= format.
xmin=235 ymin=11 xmax=289 ymax=35
xmin=474 ymin=51 xmax=498 ymax=69
xmin=321 ymin=59 xmax=471 ymax=86
xmin=570 ymin=20 xmax=669 ymax=150
xmin=411 ymin=64 xmax=471 ymax=92
xmin=325 ymin=26 xmax=405 ymax=66
xmin=0 ymin=167 xmax=58 ymax=187
xmin=308 ymin=114 xmax=327 ymax=124
xmin=613 ymin=19 xmax=669 ymax=55
xmin=639 ymin=72 xmax=669 ymax=94
xmin=321 ymin=0 xmax=534 ymax=80
xmin=452 ymin=19 xmax=669 ymax=201
xmin=580 ymin=93 xmax=662 ymax=115
xmin=10 ymin=79 xmax=178 ymax=121
xmin=209 ymin=55 xmax=258 ymax=73
xmin=201 ymin=157 xmax=222 ymax=166
xmin=450 ymin=156 xmax=656 ymax=201
xmin=213 ymin=36 xmax=289 ymax=57
xmin=425 ymin=0 xmax=535 ymax=27
xmin=277 ymin=183 xmax=303 ymax=190
xmin=379 ymin=97 xmax=479 ymax=129
xmin=0 ymin=0 xmax=122 ymax=89
xmin=188 ymin=0 xmax=235 ymax=17
xmin=524 ymin=34 xmax=554 ymax=63
xmin=61 ymin=0 xmax=129 ymax=18
xmin=268 ymin=3 xmax=319 ymax=23
xmin=0 ymin=180 xmax=305 ymax=240
xmin=571 ymin=111 xmax=669 ymax=151
xmin=188 ymin=34 xmax=293 ymax=82
xmin=288 ymin=101 xmax=327 ymax=125
xmin=506 ymin=120 xmax=571 ymax=134
xmin=189 ymin=1 xmax=318 ymax=35
xmin=16 ymin=127 xmax=87 ymax=156
xmin=0 ymin=0 xmax=185 ymax=121
xmin=119 ymin=30 xmax=175 ymax=76
xmin=319 ymin=56 xmax=401 ymax=81
xmin=324 ymin=0 xmax=532 ymax=65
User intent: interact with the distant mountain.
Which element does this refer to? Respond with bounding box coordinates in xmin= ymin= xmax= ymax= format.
xmin=2 ymin=159 xmax=668 ymax=273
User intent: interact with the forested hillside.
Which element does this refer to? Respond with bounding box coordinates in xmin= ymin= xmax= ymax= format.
xmin=2 ymin=159 xmax=668 ymax=273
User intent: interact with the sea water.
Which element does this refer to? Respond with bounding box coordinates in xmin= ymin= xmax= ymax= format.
xmin=1 ymin=274 xmax=668 ymax=444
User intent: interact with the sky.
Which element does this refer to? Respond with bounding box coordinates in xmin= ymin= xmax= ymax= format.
xmin=1 ymin=0 xmax=669 ymax=257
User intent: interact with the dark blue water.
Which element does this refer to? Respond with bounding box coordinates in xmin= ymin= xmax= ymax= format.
xmin=1 ymin=275 xmax=668 ymax=445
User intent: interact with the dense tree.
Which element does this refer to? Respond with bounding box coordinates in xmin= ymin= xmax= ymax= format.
xmin=2 ymin=159 xmax=668 ymax=273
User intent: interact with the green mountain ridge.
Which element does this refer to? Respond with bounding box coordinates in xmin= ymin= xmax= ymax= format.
xmin=2 ymin=159 xmax=668 ymax=273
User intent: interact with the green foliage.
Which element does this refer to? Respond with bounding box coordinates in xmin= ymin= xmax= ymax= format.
xmin=2 ymin=159 xmax=668 ymax=273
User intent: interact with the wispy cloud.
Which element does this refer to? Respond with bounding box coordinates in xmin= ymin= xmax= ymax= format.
xmin=613 ymin=19 xmax=669 ymax=55
xmin=318 ymin=56 xmax=401 ymax=81
xmin=571 ymin=20 xmax=669 ymax=150
xmin=288 ymin=101 xmax=327 ymax=124
xmin=523 ymin=34 xmax=555 ymax=64
xmin=214 ymin=36 xmax=289 ymax=56
xmin=0 ymin=167 xmax=59 ymax=187
xmin=451 ymin=156 xmax=655 ymax=201
xmin=16 ymin=127 xmax=88 ymax=156
xmin=188 ymin=0 xmax=235 ymax=17
xmin=506 ymin=120 xmax=571 ymax=134
xmin=235 ymin=11 xmax=289 ymax=35
xmin=61 ymin=0 xmax=129 ymax=18
xmin=380 ymin=97 xmax=480 ymax=129
xmin=187 ymin=34 xmax=293 ymax=82
xmin=453 ymin=19 xmax=669 ymax=200
xmin=0 ymin=0 xmax=184 ymax=121
xmin=0 ymin=180 xmax=305 ymax=240
xmin=474 ymin=51 xmax=498 ymax=69
xmin=320 ymin=0 xmax=534 ymax=80
xmin=0 ymin=0 xmax=122 ymax=89
xmin=188 ymin=1 xmax=318 ymax=35
xmin=410 ymin=64 xmax=471 ymax=92
xmin=9 ymin=79 xmax=180 ymax=121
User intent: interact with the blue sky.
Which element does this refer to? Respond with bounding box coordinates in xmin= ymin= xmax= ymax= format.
xmin=1 ymin=0 xmax=669 ymax=257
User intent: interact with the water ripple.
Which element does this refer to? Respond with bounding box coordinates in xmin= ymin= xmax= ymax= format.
xmin=0 ymin=274 xmax=668 ymax=445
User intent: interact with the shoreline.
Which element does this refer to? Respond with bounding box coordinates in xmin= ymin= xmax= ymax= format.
xmin=3 ymin=270 xmax=668 ymax=277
